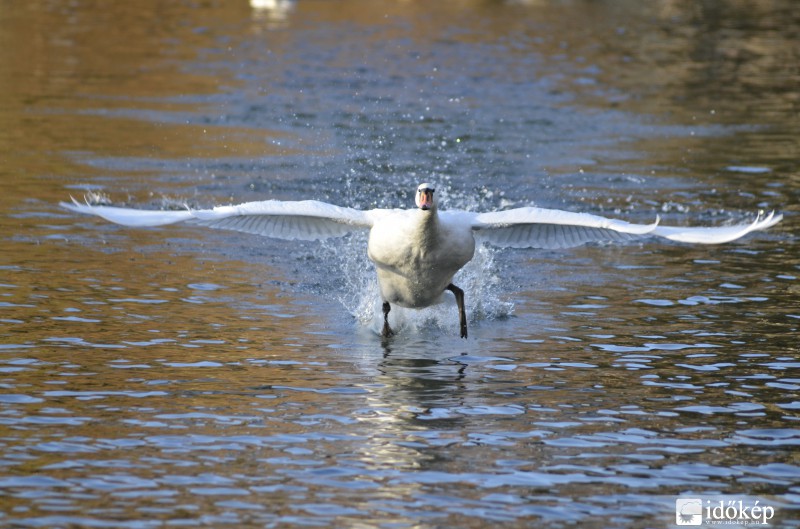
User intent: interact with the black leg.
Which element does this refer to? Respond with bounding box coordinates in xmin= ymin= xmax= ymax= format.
xmin=382 ymin=301 xmax=394 ymax=337
xmin=446 ymin=284 xmax=468 ymax=339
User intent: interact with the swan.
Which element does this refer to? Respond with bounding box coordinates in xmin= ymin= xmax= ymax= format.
xmin=61 ymin=184 xmax=782 ymax=338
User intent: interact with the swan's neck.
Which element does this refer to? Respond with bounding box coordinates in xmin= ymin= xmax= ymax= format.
xmin=415 ymin=208 xmax=440 ymax=247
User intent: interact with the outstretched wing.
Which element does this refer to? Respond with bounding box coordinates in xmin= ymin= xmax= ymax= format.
xmin=60 ymin=200 xmax=196 ymax=227
xmin=650 ymin=211 xmax=781 ymax=244
xmin=61 ymin=198 xmax=375 ymax=241
xmin=470 ymin=206 xmax=782 ymax=249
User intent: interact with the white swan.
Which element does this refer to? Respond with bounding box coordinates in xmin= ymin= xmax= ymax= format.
xmin=61 ymin=184 xmax=782 ymax=338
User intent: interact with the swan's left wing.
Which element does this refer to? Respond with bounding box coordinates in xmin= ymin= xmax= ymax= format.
xmin=650 ymin=211 xmax=781 ymax=244
xmin=469 ymin=207 xmax=782 ymax=249
xmin=61 ymin=198 xmax=375 ymax=241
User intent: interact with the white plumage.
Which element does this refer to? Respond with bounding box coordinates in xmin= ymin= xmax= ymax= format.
xmin=61 ymin=183 xmax=782 ymax=338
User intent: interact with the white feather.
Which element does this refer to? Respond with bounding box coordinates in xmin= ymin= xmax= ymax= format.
xmin=61 ymin=198 xmax=375 ymax=240
xmin=650 ymin=210 xmax=782 ymax=244
xmin=61 ymin=197 xmax=194 ymax=227
xmin=191 ymin=200 xmax=374 ymax=241
xmin=469 ymin=206 xmax=782 ymax=248
xmin=469 ymin=207 xmax=659 ymax=249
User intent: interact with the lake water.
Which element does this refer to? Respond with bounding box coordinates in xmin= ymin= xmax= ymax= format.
xmin=1 ymin=1 xmax=798 ymax=527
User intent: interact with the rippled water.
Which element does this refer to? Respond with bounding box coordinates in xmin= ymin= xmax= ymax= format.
xmin=1 ymin=1 xmax=798 ymax=527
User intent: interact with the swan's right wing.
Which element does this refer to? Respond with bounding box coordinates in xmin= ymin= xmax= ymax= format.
xmin=190 ymin=200 xmax=375 ymax=240
xmin=61 ymin=198 xmax=376 ymax=241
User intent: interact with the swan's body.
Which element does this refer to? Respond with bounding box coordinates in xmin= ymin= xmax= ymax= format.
xmin=61 ymin=184 xmax=782 ymax=338
xmin=368 ymin=208 xmax=474 ymax=309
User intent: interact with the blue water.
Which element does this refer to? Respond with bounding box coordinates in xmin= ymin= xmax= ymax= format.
xmin=0 ymin=1 xmax=798 ymax=527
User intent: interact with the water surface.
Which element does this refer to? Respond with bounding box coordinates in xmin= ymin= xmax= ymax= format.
xmin=1 ymin=1 xmax=798 ymax=527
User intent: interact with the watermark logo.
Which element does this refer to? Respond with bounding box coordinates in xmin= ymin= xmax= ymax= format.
xmin=676 ymin=498 xmax=703 ymax=525
xmin=676 ymin=497 xmax=776 ymax=526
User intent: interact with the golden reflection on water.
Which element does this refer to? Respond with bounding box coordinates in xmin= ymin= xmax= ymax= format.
xmin=0 ymin=0 xmax=303 ymax=216
xmin=0 ymin=0 xmax=797 ymax=527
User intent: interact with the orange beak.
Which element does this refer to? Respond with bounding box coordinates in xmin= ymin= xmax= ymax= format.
xmin=419 ymin=190 xmax=434 ymax=210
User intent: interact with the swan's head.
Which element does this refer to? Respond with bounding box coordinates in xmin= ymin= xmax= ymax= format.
xmin=415 ymin=183 xmax=436 ymax=211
